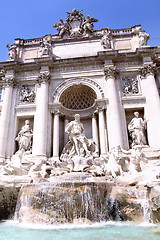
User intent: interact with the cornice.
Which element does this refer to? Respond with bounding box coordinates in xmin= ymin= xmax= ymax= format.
xmin=0 ymin=47 xmax=159 ymax=73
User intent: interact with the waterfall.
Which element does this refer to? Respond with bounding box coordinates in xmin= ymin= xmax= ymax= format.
xmin=135 ymin=189 xmax=152 ymax=223
xmin=14 ymin=181 xmax=154 ymax=225
xmin=14 ymin=182 xmax=122 ymax=224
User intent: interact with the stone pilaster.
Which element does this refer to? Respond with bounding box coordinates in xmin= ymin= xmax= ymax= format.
xmin=104 ymin=65 xmax=124 ymax=149
xmin=32 ymin=70 xmax=50 ymax=158
xmin=139 ymin=63 xmax=160 ymax=148
xmin=0 ymin=75 xmax=15 ymax=161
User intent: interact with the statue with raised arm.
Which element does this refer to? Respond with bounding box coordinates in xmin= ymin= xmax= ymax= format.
xmin=128 ymin=112 xmax=147 ymax=147
xmin=15 ymin=120 xmax=33 ymax=152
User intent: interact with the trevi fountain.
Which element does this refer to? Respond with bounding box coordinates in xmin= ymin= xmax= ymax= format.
xmin=0 ymin=9 xmax=160 ymax=240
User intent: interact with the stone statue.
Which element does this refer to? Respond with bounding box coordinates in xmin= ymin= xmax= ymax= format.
xmin=131 ymin=79 xmax=139 ymax=94
xmin=65 ymin=114 xmax=90 ymax=157
xmin=82 ymin=15 xmax=98 ymax=35
xmin=66 ymin=8 xmax=84 ymax=22
xmin=53 ymin=19 xmax=69 ymax=38
xmin=122 ymin=78 xmax=139 ymax=95
xmin=128 ymin=112 xmax=147 ymax=147
xmin=60 ymin=114 xmax=99 ymax=171
xmin=104 ymin=146 xmax=123 ymax=178
xmin=121 ymin=146 xmax=148 ymax=174
xmin=53 ymin=9 xmax=98 ymax=38
xmin=40 ymin=37 xmax=52 ymax=56
xmin=139 ymin=31 xmax=149 ymax=47
xmin=15 ymin=120 xmax=33 ymax=152
xmin=101 ymin=28 xmax=111 ymax=49
xmin=21 ymin=86 xmax=35 ymax=103
xmin=6 ymin=43 xmax=17 ymax=60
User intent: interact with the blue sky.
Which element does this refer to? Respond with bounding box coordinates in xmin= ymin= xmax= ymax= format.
xmin=0 ymin=0 xmax=160 ymax=62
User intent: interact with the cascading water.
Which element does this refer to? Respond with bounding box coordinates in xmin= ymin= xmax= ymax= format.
xmin=14 ymin=182 xmax=123 ymax=224
xmin=135 ymin=189 xmax=152 ymax=223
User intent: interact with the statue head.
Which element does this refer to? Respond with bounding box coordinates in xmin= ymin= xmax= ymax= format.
xmin=74 ymin=114 xmax=80 ymax=121
xmin=25 ymin=120 xmax=30 ymax=125
xmin=134 ymin=112 xmax=139 ymax=118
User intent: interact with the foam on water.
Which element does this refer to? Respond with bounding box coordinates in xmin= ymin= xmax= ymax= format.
xmin=3 ymin=220 xmax=157 ymax=230
xmin=1 ymin=220 xmax=159 ymax=240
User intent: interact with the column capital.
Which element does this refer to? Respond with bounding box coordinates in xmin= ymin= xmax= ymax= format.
xmin=139 ymin=64 xmax=156 ymax=78
xmin=51 ymin=109 xmax=60 ymax=115
xmin=92 ymin=110 xmax=98 ymax=119
xmin=97 ymin=106 xmax=106 ymax=112
xmin=3 ymin=76 xmax=16 ymax=87
xmin=37 ymin=72 xmax=50 ymax=85
xmin=104 ymin=66 xmax=118 ymax=79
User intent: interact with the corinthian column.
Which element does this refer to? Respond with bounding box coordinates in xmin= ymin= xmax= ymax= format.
xmin=104 ymin=66 xmax=124 ymax=149
xmin=98 ymin=108 xmax=107 ymax=156
xmin=92 ymin=113 xmax=99 ymax=147
xmin=0 ymin=76 xmax=15 ymax=161
xmin=32 ymin=70 xmax=50 ymax=157
xmin=53 ymin=111 xmax=60 ymax=159
xmin=140 ymin=64 xmax=160 ymax=148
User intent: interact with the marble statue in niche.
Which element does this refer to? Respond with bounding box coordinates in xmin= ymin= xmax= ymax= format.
xmin=20 ymin=86 xmax=35 ymax=103
xmin=60 ymin=114 xmax=98 ymax=171
xmin=15 ymin=120 xmax=33 ymax=152
xmin=128 ymin=112 xmax=147 ymax=147
xmin=65 ymin=114 xmax=91 ymax=157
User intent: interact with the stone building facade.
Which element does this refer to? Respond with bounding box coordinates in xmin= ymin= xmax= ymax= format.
xmin=0 ymin=9 xmax=160 ymax=162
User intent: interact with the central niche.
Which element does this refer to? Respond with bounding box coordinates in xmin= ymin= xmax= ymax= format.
xmin=60 ymin=84 xmax=97 ymax=110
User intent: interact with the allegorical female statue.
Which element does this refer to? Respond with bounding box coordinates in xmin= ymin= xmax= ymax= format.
xmin=15 ymin=120 xmax=33 ymax=152
xmin=128 ymin=111 xmax=147 ymax=147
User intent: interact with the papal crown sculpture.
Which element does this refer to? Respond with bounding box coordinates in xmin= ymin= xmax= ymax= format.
xmin=0 ymin=9 xmax=160 ymax=178
xmin=53 ymin=9 xmax=98 ymax=38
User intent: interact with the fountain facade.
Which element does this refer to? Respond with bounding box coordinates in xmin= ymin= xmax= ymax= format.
xmin=0 ymin=9 xmax=160 ymax=226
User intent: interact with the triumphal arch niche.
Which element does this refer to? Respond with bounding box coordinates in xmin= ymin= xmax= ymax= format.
xmin=0 ymin=8 xmax=160 ymax=165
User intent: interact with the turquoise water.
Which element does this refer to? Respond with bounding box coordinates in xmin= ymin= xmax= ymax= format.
xmin=0 ymin=221 xmax=159 ymax=240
